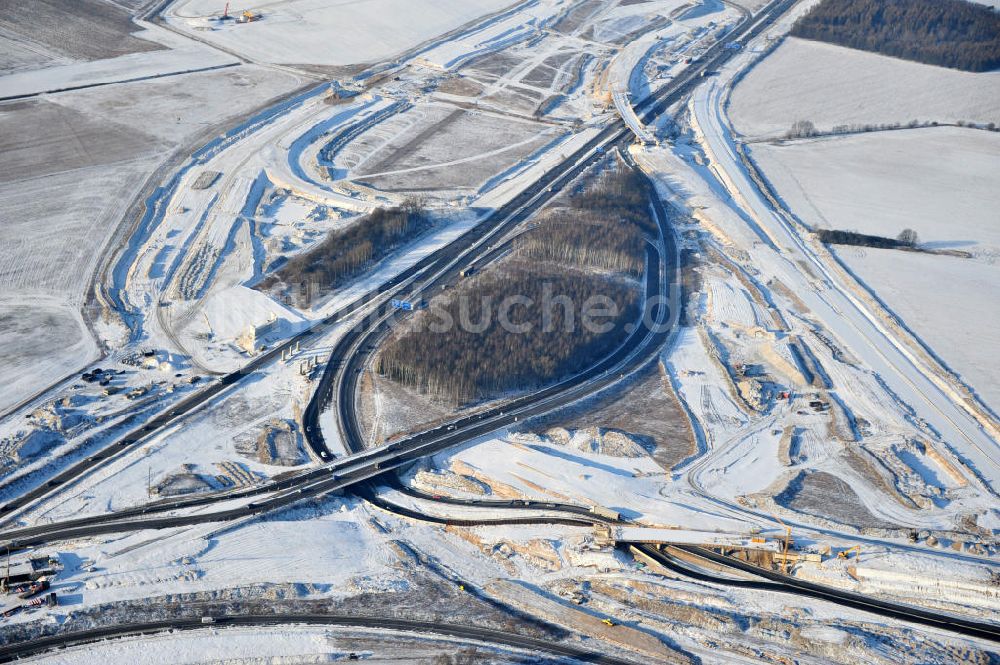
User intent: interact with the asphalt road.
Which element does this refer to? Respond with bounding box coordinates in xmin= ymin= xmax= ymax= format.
xmin=4 ymin=0 xmax=961 ymax=661
xmin=0 ymin=614 xmax=638 ymax=664
xmin=0 ymin=0 xmax=792 ymax=548
xmin=629 ymin=543 xmax=1000 ymax=643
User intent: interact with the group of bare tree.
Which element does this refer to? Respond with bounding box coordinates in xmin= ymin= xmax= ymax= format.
xmin=376 ymin=166 xmax=656 ymax=405
xmin=787 ymin=118 xmax=1000 ymax=140
xmin=258 ymin=201 xmax=431 ymax=308
xmin=817 ymin=227 xmax=919 ymax=249
xmin=376 ymin=266 xmax=640 ymax=403
xmin=791 ymin=0 xmax=1000 ymax=72
xmin=514 ymin=165 xmax=656 ymax=276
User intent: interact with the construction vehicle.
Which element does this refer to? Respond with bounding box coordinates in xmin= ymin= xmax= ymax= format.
xmin=218 ymin=2 xmax=231 ymax=20
xmin=601 ymin=618 xmax=616 ymax=626
xmin=236 ymin=9 xmax=262 ymax=23
xmin=14 ymin=579 xmax=49 ymax=599
xmin=838 ymin=545 xmax=861 ymax=562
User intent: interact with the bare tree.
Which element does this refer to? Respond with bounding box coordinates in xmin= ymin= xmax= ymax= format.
xmin=786 ymin=120 xmax=817 ymax=139
xmin=897 ymin=228 xmax=920 ymax=247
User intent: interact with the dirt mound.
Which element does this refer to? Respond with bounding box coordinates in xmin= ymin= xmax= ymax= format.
xmin=544 ymin=426 xmax=650 ymax=457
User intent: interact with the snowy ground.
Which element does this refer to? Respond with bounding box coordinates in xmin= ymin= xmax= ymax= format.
xmin=607 ymin=0 xmax=1000 ymax=595
xmin=28 ymin=625 xmax=534 ymax=665
xmin=24 ymin=625 xmax=510 ymax=665
xmin=729 ymin=37 xmax=1000 ymax=140
xmin=0 ymin=65 xmax=305 ymax=414
xmin=0 ymin=0 xmax=163 ymax=77
xmin=0 ymin=24 xmax=237 ymax=98
xmin=750 ymin=128 xmax=1000 ymax=413
xmin=165 ymin=0 xmax=516 ymax=68
xmin=2 ymin=0 xmax=999 ymax=659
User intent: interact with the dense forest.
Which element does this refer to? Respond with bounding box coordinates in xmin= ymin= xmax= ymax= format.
xmin=791 ymin=0 xmax=1000 ymax=72
xmin=515 ymin=167 xmax=653 ymax=276
xmin=258 ymin=203 xmax=431 ymax=307
xmin=376 ymin=266 xmax=640 ymax=403
xmin=376 ymin=165 xmax=657 ymax=404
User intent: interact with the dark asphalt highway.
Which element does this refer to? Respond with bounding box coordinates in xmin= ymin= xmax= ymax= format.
xmin=0 ymin=614 xmax=639 ymax=664
xmin=628 ymin=543 xmax=1000 ymax=644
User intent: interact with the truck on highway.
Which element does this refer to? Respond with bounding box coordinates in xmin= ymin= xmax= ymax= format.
xmin=589 ymin=505 xmax=619 ymax=521
xmin=390 ymin=298 xmax=418 ymax=311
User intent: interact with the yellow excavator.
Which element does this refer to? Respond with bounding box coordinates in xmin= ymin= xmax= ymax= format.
xmin=236 ymin=9 xmax=262 ymax=23
xmin=838 ymin=545 xmax=861 ymax=562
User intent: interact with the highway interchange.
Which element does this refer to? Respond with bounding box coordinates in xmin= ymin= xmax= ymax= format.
xmin=1 ymin=0 xmax=998 ymax=659
xmin=1 ymin=0 xmax=785 ymax=544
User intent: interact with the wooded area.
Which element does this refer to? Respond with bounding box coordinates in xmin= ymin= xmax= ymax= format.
xmin=376 ymin=265 xmax=640 ymax=403
xmin=791 ymin=0 xmax=1000 ymax=72
xmin=258 ymin=203 xmax=431 ymax=307
xmin=376 ymin=165 xmax=657 ymax=404
xmin=515 ymin=167 xmax=653 ymax=276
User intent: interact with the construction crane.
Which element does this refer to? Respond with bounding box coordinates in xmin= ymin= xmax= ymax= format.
xmin=838 ymin=545 xmax=861 ymax=562
xmin=769 ymin=511 xmax=793 ymax=575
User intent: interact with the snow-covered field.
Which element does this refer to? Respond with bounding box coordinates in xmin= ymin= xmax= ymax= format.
xmin=729 ymin=37 xmax=1000 ymax=139
xmin=0 ymin=65 xmax=305 ymax=414
xmin=750 ymin=128 xmax=1000 ymax=248
xmin=0 ymin=24 xmax=237 ymax=98
xmin=165 ymin=0 xmax=516 ymax=67
xmin=749 ymin=128 xmax=1000 ymax=412
xmin=835 ymin=247 xmax=1000 ymax=415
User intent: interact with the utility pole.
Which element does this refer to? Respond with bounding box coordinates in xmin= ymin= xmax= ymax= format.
xmin=770 ymin=510 xmax=793 ymax=575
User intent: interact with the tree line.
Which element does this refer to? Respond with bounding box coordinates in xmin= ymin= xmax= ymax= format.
xmin=258 ymin=202 xmax=431 ymax=308
xmin=791 ymin=0 xmax=1000 ymax=72
xmin=817 ymin=227 xmax=919 ymax=249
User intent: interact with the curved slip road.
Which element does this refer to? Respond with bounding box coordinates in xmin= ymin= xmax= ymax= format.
xmin=628 ymin=543 xmax=1000 ymax=644
xmin=0 ymin=614 xmax=637 ymax=664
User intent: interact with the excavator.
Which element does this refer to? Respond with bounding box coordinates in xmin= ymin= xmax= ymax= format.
xmin=838 ymin=545 xmax=861 ymax=562
xmin=236 ymin=8 xmax=262 ymax=23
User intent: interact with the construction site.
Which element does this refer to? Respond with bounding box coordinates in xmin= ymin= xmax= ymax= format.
xmin=0 ymin=0 xmax=997 ymax=663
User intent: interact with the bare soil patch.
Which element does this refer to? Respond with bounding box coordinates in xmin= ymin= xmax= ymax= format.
xmin=775 ymin=470 xmax=897 ymax=530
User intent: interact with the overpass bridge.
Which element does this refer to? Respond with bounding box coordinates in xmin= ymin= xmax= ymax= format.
xmin=612 ymin=90 xmax=658 ymax=146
